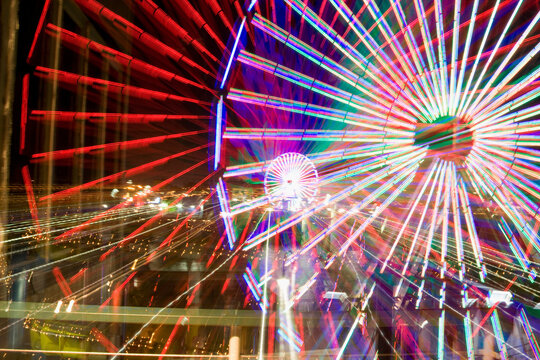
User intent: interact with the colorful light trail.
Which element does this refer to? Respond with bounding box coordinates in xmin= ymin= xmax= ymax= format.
xmin=7 ymin=0 xmax=540 ymax=358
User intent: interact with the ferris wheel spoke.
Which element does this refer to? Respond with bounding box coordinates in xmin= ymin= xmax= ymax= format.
xmin=72 ymin=0 xmax=213 ymax=78
xmin=449 ymin=163 xmax=466 ymax=281
xmin=362 ymin=0 xmax=440 ymax=117
xmin=380 ymin=158 xmax=440 ymax=273
xmin=467 ymin=12 xmax=540 ymax=118
xmin=472 ymin=105 xmax=540 ymax=137
xmin=284 ymin=0 xmax=403 ymax=95
xmin=131 ymin=0 xmax=220 ymax=66
xmin=400 ymin=161 xmax=445 ymax=279
xmin=38 ymin=144 xmax=211 ymax=202
xmin=318 ymin=145 xmax=422 ymax=185
xmin=455 ymin=0 xmax=502 ymax=116
xmin=472 ymin=64 xmax=540 ymax=126
xmin=336 ymin=165 xmax=419 ymax=258
xmin=471 ymin=86 xmax=540 ymax=131
xmin=466 ymin=155 xmax=540 ymax=253
xmin=387 ymin=0 xmax=445 ymax=113
xmin=458 ymin=0 xmax=527 ymax=118
xmin=45 ymin=24 xmax=212 ymax=92
xmin=454 ymin=0 xmax=479 ymax=115
xmin=222 ymin=144 xmax=390 ymax=178
xmin=250 ymin=14 xmax=425 ymax=120
xmin=457 ymin=178 xmax=486 ymax=279
xmin=289 ymin=160 xmax=419 ymax=266
xmin=34 ymin=67 xmax=210 ymax=107
xmin=31 ymin=130 xmax=208 ymax=163
xmin=420 ymin=161 xmax=448 ymax=278
xmin=228 ymin=195 xmax=272 ymax=217
xmin=224 ymin=127 xmax=413 ymax=143
xmin=447 ymin=0 xmax=461 ymax=113
xmin=237 ymin=50 xmax=417 ymax=126
xmin=326 ymin=0 xmax=438 ymax=118
xmin=227 ymin=88 xmax=417 ymax=131
xmin=29 ymin=110 xmax=211 ymax=125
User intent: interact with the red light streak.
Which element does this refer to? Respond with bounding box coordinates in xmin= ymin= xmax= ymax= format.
xmin=54 ymin=156 xmax=211 ymax=242
xmin=100 ymin=271 xmax=138 ymax=309
xmin=69 ymin=267 xmax=88 ymax=284
xmin=158 ymin=315 xmax=187 ymax=360
xmin=100 ymin=168 xmax=217 ymax=262
xmin=52 ymin=266 xmax=73 ymax=297
xmin=148 ymin=190 xmax=216 ymax=261
xmin=30 ymin=111 xmax=211 ymax=124
xmin=34 ymin=67 xmax=210 ymax=106
xmin=45 ymin=24 xmax=210 ymax=92
xmin=91 ymin=327 xmax=119 ymax=353
xmin=132 ymin=0 xmax=219 ymax=64
xmin=27 ymin=0 xmax=50 ymax=63
xmin=31 ymin=129 xmax=208 ymax=162
xmin=20 ymin=74 xmax=29 ymax=154
xmin=72 ymin=0 xmax=212 ymax=77
xmin=169 ymin=0 xmax=226 ymax=50
xmin=41 ymin=143 xmax=210 ymax=202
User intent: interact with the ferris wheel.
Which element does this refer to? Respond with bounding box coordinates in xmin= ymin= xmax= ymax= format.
xmin=264 ymin=152 xmax=318 ymax=211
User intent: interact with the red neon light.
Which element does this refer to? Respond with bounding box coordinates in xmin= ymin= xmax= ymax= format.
xmin=99 ymin=271 xmax=137 ymax=309
xmin=21 ymin=166 xmax=42 ymax=238
xmin=34 ymin=67 xmax=210 ymax=106
xmin=40 ymin=143 xmax=210 ymax=202
xmin=20 ymin=74 xmax=29 ymax=154
xmin=169 ymin=0 xmax=226 ymax=50
xmin=52 ymin=267 xmax=73 ymax=297
xmin=69 ymin=267 xmax=87 ymax=284
xmin=72 ymin=0 xmax=212 ymax=77
xmin=32 ymin=129 xmax=208 ymax=162
xmin=91 ymin=327 xmax=118 ymax=353
xmin=29 ymin=111 xmax=211 ymax=124
xmin=45 ymin=24 xmax=210 ymax=91
xmin=27 ymin=0 xmax=51 ymax=63
xmin=158 ymin=315 xmax=187 ymax=360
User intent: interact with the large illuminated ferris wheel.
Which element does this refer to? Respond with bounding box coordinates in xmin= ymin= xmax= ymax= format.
xmin=216 ymin=0 xmax=540 ymax=357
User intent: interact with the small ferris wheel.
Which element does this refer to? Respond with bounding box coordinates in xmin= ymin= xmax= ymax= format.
xmin=264 ymin=152 xmax=319 ymax=211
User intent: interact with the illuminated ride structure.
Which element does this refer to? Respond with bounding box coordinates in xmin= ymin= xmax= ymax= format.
xmin=2 ymin=0 xmax=540 ymax=359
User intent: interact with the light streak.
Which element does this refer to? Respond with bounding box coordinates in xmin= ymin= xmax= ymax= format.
xmin=217 ymin=178 xmax=236 ymax=249
xmin=458 ymin=0 xmax=526 ymax=116
xmin=220 ymin=18 xmax=246 ymax=89
xmin=490 ymin=309 xmax=509 ymax=360
xmin=463 ymin=311 xmax=475 ymax=360
xmin=35 ymin=67 xmax=209 ymax=105
xmin=401 ymin=161 xmax=443 ymax=277
xmin=257 ymin=211 xmax=271 ymax=360
xmin=421 ymin=161 xmax=447 ymax=277
xmin=39 ymin=143 xmax=210 ymax=202
xmin=455 ymin=0 xmax=501 ymax=115
xmin=237 ymin=50 xmax=416 ymax=126
xmin=381 ymin=158 xmax=439 ymax=273
xmin=519 ymin=308 xmax=540 ymax=360
xmin=32 ymin=130 xmax=208 ymax=162
xmin=73 ymin=0 xmax=211 ymax=75
xmin=214 ymin=96 xmax=224 ymax=170
xmin=336 ymin=312 xmax=364 ymax=360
